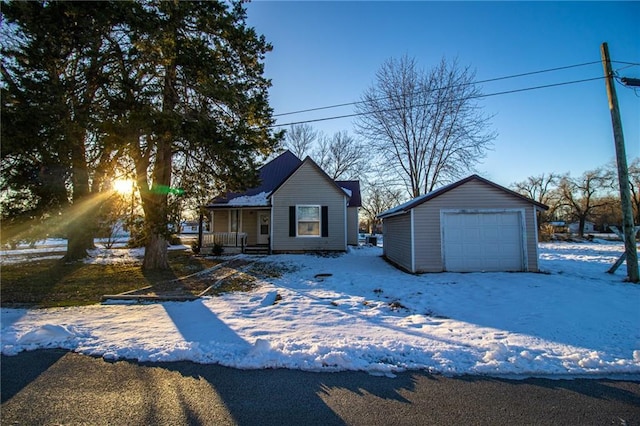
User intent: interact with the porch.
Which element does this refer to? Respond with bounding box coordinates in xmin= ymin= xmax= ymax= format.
xmin=199 ymin=232 xmax=270 ymax=255
xmin=199 ymin=207 xmax=271 ymax=254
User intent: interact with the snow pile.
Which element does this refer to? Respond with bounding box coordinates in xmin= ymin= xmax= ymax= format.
xmin=227 ymin=191 xmax=270 ymax=206
xmin=1 ymin=241 xmax=639 ymax=379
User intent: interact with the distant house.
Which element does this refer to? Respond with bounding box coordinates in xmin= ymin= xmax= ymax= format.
xmin=202 ymin=151 xmax=361 ymax=254
xmin=378 ymin=175 xmax=548 ymax=273
xmin=180 ymin=221 xmax=208 ymax=234
xmin=549 ymin=221 xmax=568 ymax=233
xmin=568 ymin=221 xmax=595 ymax=234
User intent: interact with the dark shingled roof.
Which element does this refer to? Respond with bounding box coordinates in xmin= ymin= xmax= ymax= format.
xmin=337 ymin=180 xmax=362 ymax=207
xmin=207 ymin=150 xmax=302 ymax=206
xmin=207 ymin=151 xmax=363 ymax=208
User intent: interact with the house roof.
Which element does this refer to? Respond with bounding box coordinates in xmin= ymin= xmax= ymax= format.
xmin=206 ymin=150 xmax=302 ymax=207
xmin=268 ymin=156 xmax=361 ymax=207
xmin=377 ymin=174 xmax=549 ymax=219
xmin=206 ymin=151 xmax=362 ymax=208
xmin=337 ymin=180 xmax=362 ymax=207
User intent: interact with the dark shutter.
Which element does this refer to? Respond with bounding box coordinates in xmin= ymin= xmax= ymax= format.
xmin=289 ymin=206 xmax=296 ymax=237
xmin=321 ymin=206 xmax=328 ymax=237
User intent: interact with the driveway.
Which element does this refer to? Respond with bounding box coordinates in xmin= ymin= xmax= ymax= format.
xmin=2 ymin=349 xmax=639 ymax=425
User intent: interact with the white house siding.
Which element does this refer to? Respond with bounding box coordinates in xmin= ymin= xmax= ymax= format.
xmin=346 ymin=207 xmax=359 ymax=246
xmin=271 ymin=161 xmax=347 ymax=252
xmin=412 ymin=180 xmax=540 ymax=272
xmin=382 ymin=213 xmax=413 ymax=272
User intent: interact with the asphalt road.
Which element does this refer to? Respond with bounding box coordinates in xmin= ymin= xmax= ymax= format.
xmin=2 ymin=349 xmax=639 ymax=425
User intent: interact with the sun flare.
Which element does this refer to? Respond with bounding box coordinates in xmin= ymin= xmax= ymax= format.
xmin=113 ymin=179 xmax=135 ymax=195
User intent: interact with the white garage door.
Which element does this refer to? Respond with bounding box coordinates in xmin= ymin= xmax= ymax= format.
xmin=442 ymin=211 xmax=524 ymax=272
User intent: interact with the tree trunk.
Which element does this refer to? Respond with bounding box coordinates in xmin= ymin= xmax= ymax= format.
xmin=63 ymin=130 xmax=94 ymax=261
xmin=142 ymin=9 xmax=177 ymax=271
xmin=143 ymin=232 xmax=169 ymax=270
xmin=141 ymin=134 xmax=172 ymax=270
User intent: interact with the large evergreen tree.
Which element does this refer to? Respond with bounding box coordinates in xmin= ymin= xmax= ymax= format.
xmin=2 ymin=1 xmax=281 ymax=269
xmin=1 ymin=1 xmax=116 ymax=259
xmin=108 ymin=1 xmax=281 ymax=270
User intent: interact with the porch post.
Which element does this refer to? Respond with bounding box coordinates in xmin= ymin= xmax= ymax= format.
xmin=235 ymin=210 xmax=240 ymax=246
xmin=198 ymin=208 xmax=204 ymax=252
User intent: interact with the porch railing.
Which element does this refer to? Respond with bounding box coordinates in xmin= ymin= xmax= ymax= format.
xmin=201 ymin=232 xmax=247 ymax=248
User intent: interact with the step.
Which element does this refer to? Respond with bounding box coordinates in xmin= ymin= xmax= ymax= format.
xmin=244 ymin=246 xmax=270 ymax=255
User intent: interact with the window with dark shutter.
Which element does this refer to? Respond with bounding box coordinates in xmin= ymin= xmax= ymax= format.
xmin=321 ymin=206 xmax=328 ymax=237
xmin=289 ymin=206 xmax=296 ymax=237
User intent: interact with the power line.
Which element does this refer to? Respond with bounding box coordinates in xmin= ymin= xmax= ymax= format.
xmin=611 ymin=60 xmax=640 ymax=67
xmin=272 ymin=60 xmax=603 ymax=118
xmin=268 ymin=75 xmax=604 ymax=128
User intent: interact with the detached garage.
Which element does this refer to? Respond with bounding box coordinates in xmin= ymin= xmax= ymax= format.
xmin=378 ymin=175 xmax=548 ymax=273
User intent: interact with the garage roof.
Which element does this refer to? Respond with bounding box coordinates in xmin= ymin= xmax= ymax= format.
xmin=377 ymin=174 xmax=549 ymax=219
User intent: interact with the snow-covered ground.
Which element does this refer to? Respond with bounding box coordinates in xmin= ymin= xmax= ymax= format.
xmin=1 ymin=240 xmax=639 ymax=379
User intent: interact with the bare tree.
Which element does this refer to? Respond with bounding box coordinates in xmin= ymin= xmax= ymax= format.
xmin=355 ymin=55 xmax=496 ymax=198
xmin=284 ymin=123 xmax=317 ymax=159
xmin=511 ymin=173 xmax=560 ymax=224
xmin=360 ymin=183 xmax=403 ymax=234
xmin=314 ymin=131 xmax=368 ymax=180
xmin=556 ymin=169 xmax=612 ymax=237
xmin=590 ymin=194 xmax=623 ymax=232
xmin=627 ymin=158 xmax=640 ymax=226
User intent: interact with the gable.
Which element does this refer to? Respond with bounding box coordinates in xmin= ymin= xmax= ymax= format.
xmin=271 ymin=159 xmax=348 ymax=201
xmin=416 ymin=179 xmax=536 ymax=211
xmin=378 ymin=175 xmax=547 ymax=218
xmin=269 ymin=157 xmax=350 ymax=202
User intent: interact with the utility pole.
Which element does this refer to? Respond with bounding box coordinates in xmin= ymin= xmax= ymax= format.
xmin=600 ymin=42 xmax=639 ymax=283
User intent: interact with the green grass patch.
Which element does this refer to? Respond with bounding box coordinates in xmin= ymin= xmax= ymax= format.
xmin=1 ymin=251 xmax=221 ymax=308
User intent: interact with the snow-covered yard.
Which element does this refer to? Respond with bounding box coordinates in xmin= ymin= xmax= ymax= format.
xmin=1 ymin=241 xmax=639 ymax=379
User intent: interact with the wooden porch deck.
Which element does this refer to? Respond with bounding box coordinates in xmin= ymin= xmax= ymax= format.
xmin=200 ymin=232 xmax=270 ymax=255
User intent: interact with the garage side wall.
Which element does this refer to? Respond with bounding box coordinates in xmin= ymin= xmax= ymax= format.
xmin=412 ymin=180 xmax=540 ymax=272
xmin=382 ymin=213 xmax=413 ymax=272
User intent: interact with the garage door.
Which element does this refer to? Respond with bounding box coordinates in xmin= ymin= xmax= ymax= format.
xmin=442 ymin=211 xmax=524 ymax=272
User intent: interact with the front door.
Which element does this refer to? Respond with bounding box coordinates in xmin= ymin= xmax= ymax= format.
xmin=257 ymin=211 xmax=270 ymax=245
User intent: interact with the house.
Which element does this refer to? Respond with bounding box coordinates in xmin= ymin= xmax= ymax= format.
xmin=549 ymin=221 xmax=568 ymax=233
xmin=180 ymin=220 xmax=208 ymax=234
xmin=568 ymin=221 xmax=595 ymax=234
xmin=201 ymin=151 xmax=361 ymax=254
xmin=378 ymin=175 xmax=548 ymax=273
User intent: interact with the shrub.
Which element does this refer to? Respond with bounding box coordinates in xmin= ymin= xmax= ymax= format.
xmin=127 ymin=217 xmax=147 ymax=248
xmin=539 ymin=223 xmax=555 ymax=242
xmin=212 ymin=243 xmax=224 ymax=256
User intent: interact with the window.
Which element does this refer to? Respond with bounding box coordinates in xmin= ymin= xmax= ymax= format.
xmin=297 ymin=205 xmax=320 ymax=237
xmin=289 ymin=205 xmax=328 ymax=238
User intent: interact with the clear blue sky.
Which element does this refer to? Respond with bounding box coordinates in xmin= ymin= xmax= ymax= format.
xmin=245 ymin=1 xmax=640 ymax=187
